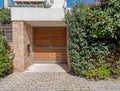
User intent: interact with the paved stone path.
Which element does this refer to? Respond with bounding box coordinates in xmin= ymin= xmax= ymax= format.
xmin=25 ymin=64 xmax=70 ymax=73
xmin=0 ymin=72 xmax=120 ymax=91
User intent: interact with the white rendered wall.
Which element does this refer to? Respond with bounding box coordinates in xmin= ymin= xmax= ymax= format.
xmin=11 ymin=0 xmax=66 ymax=21
xmin=11 ymin=7 xmax=65 ymax=21
xmin=4 ymin=0 xmax=8 ymax=8
xmin=47 ymin=0 xmax=66 ymax=8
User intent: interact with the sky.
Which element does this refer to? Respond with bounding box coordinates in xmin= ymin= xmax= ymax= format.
xmin=67 ymin=0 xmax=99 ymax=7
xmin=0 ymin=0 xmax=15 ymax=7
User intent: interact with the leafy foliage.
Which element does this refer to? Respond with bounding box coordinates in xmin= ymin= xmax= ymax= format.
xmin=0 ymin=31 xmax=13 ymax=77
xmin=65 ymin=0 xmax=120 ymax=79
xmin=0 ymin=8 xmax=11 ymax=24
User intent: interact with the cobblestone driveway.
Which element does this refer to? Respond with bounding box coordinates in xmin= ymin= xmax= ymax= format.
xmin=0 ymin=72 xmax=120 ymax=91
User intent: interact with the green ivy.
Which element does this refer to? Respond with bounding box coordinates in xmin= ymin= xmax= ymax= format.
xmin=65 ymin=0 xmax=120 ymax=79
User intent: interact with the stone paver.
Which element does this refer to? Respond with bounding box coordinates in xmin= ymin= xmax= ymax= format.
xmin=25 ymin=64 xmax=70 ymax=73
xmin=0 ymin=72 xmax=120 ymax=91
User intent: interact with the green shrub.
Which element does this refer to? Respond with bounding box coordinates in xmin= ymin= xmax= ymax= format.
xmin=0 ymin=8 xmax=11 ymax=24
xmin=65 ymin=0 xmax=120 ymax=79
xmin=0 ymin=31 xmax=13 ymax=77
xmin=106 ymin=51 xmax=120 ymax=75
xmin=86 ymin=59 xmax=111 ymax=79
xmin=114 ymin=60 xmax=120 ymax=75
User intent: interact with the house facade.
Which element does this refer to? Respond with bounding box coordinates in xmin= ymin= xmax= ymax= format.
xmin=11 ymin=0 xmax=99 ymax=72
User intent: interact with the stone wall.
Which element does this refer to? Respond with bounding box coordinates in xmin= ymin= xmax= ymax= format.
xmin=24 ymin=22 xmax=33 ymax=70
xmin=12 ymin=22 xmax=33 ymax=72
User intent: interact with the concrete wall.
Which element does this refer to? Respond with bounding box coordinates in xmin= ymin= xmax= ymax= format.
xmin=12 ymin=22 xmax=33 ymax=71
xmin=11 ymin=8 xmax=65 ymax=21
xmin=48 ymin=0 xmax=66 ymax=8
xmin=11 ymin=0 xmax=65 ymax=21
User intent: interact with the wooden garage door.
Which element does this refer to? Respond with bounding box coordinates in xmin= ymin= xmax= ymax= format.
xmin=33 ymin=27 xmax=67 ymax=62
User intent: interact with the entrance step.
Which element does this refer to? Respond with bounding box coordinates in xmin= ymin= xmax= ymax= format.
xmin=25 ymin=64 xmax=70 ymax=73
xmin=34 ymin=60 xmax=67 ymax=64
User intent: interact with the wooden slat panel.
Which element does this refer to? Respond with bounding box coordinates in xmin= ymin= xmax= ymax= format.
xmin=34 ymin=52 xmax=50 ymax=60
xmin=1 ymin=24 xmax=12 ymax=42
xmin=50 ymin=27 xmax=66 ymax=46
xmin=34 ymin=48 xmax=66 ymax=61
xmin=34 ymin=27 xmax=66 ymax=47
xmin=34 ymin=27 xmax=49 ymax=46
xmin=33 ymin=27 xmax=67 ymax=61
